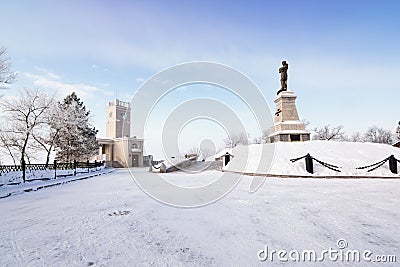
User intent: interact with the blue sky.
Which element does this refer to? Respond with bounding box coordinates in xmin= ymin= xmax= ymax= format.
xmin=2 ymin=0 xmax=400 ymax=155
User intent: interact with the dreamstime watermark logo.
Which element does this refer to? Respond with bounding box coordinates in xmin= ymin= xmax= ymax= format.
xmin=336 ymin=238 xmax=348 ymax=249
xmin=125 ymin=61 xmax=275 ymax=208
xmin=257 ymin=239 xmax=397 ymax=263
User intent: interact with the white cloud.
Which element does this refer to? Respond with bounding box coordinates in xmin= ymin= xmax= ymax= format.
xmin=34 ymin=66 xmax=62 ymax=80
xmin=96 ymin=82 xmax=111 ymax=87
xmin=24 ymin=72 xmax=112 ymax=98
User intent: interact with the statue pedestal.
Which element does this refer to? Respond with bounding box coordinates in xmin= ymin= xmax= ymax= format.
xmin=267 ymin=90 xmax=310 ymax=143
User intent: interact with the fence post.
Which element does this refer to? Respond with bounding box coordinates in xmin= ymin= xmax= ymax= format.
xmin=305 ymin=153 xmax=314 ymax=174
xmin=54 ymin=160 xmax=57 ymax=179
xmin=22 ymin=159 xmax=26 ymax=183
xmin=87 ymin=160 xmax=90 ymax=173
xmin=389 ymin=155 xmax=398 ymax=174
xmin=95 ymin=160 xmax=97 ymax=171
xmin=149 ymin=155 xmax=153 ymax=172
xmin=74 ymin=160 xmax=77 ymax=176
xmin=224 ymin=152 xmax=232 ymax=167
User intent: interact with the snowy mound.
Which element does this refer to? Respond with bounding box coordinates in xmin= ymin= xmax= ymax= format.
xmin=206 ymin=148 xmax=232 ymax=161
xmin=152 ymin=156 xmax=198 ymax=172
xmin=181 ymin=161 xmax=222 ymax=172
xmin=223 ymin=141 xmax=400 ymax=177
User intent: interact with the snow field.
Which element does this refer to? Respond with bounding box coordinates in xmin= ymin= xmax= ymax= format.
xmin=0 ymin=169 xmax=399 ymax=266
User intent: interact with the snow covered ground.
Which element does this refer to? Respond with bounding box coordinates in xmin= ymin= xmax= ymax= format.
xmin=0 ymin=168 xmax=399 ymax=266
xmin=0 ymin=167 xmax=112 ymax=199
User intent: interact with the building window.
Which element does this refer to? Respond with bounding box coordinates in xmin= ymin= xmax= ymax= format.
xmin=132 ymin=143 xmax=138 ymax=149
xmin=120 ymin=112 xmax=126 ymax=119
xmin=280 ymin=134 xmax=289 ymax=141
xmin=301 ymin=134 xmax=310 ymax=141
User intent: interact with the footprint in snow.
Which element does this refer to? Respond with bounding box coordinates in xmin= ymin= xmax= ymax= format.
xmin=108 ymin=210 xmax=131 ymax=216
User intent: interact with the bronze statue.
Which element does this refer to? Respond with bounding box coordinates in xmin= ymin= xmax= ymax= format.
xmin=277 ymin=61 xmax=288 ymax=95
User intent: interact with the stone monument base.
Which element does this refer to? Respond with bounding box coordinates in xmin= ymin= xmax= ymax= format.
xmin=267 ymin=90 xmax=310 ymax=143
xmin=268 ymin=131 xmax=310 ymax=143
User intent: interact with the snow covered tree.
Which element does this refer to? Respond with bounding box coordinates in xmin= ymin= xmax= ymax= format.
xmin=31 ymin=103 xmax=63 ymax=166
xmin=252 ymin=137 xmax=263 ymax=144
xmin=0 ymin=47 xmax=17 ymax=90
xmin=0 ymin=130 xmax=19 ymax=165
xmin=251 ymin=130 xmax=269 ymax=144
xmin=363 ymin=126 xmax=394 ymax=144
xmin=396 ymin=121 xmax=400 ymax=140
xmin=301 ymin=119 xmax=311 ymax=130
xmin=224 ymin=133 xmax=249 ymax=148
xmin=54 ymin=92 xmax=98 ymax=162
xmin=0 ymin=88 xmax=53 ymax=166
xmin=349 ymin=131 xmax=364 ymax=142
xmin=312 ymin=125 xmax=347 ymax=141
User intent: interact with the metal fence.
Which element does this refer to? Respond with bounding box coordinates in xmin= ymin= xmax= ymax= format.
xmin=0 ymin=160 xmax=105 ymax=185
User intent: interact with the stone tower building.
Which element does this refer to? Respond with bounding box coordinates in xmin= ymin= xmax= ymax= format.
xmin=97 ymin=99 xmax=147 ymax=167
xmin=106 ymin=99 xmax=131 ymax=138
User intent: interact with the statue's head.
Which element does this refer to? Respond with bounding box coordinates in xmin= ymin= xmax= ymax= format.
xmin=282 ymin=60 xmax=287 ymax=66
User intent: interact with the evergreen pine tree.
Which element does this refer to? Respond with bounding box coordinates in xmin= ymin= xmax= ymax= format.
xmin=54 ymin=92 xmax=98 ymax=162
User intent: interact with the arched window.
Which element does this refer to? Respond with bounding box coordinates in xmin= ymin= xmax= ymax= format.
xmin=132 ymin=143 xmax=138 ymax=149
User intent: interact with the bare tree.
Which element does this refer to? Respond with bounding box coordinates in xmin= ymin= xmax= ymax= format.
xmin=224 ymin=133 xmax=249 ymax=148
xmin=363 ymin=126 xmax=394 ymax=144
xmin=349 ymin=131 xmax=364 ymax=142
xmin=251 ymin=130 xmax=269 ymax=144
xmin=301 ymin=119 xmax=311 ymax=130
xmin=0 ymin=130 xmax=19 ymax=165
xmin=32 ymin=102 xmax=61 ymax=166
xmin=0 ymin=88 xmax=53 ymax=167
xmin=252 ymin=137 xmax=263 ymax=144
xmin=0 ymin=47 xmax=17 ymax=89
xmin=396 ymin=121 xmax=400 ymax=141
xmin=312 ymin=125 xmax=347 ymax=141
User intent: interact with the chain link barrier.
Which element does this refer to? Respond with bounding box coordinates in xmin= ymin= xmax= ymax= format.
xmin=290 ymin=153 xmax=341 ymax=172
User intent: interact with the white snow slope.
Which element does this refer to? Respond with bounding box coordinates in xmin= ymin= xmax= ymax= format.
xmin=0 ymin=169 xmax=399 ymax=266
xmin=224 ymin=141 xmax=400 ymax=177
